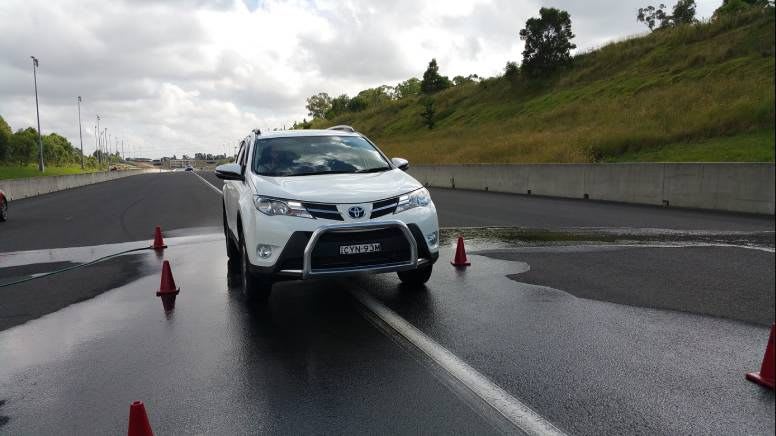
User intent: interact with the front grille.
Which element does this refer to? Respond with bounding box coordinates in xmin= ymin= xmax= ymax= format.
xmin=370 ymin=197 xmax=398 ymax=219
xmin=303 ymin=202 xmax=343 ymax=221
xmin=310 ymin=227 xmax=410 ymax=270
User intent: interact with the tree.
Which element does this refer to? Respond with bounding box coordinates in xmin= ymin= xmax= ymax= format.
xmin=637 ymin=4 xmax=671 ymax=31
xmin=356 ymin=86 xmax=393 ymax=107
xmin=0 ymin=115 xmax=11 ymax=162
xmin=43 ymin=133 xmax=75 ymax=166
xmin=305 ymin=92 xmax=333 ymax=119
xmin=420 ymin=59 xmax=451 ymax=94
xmin=504 ymin=62 xmax=520 ymax=81
xmin=714 ymin=0 xmax=772 ymax=16
xmin=420 ymin=98 xmax=435 ymax=129
xmin=519 ymin=8 xmax=577 ymax=78
xmin=452 ymin=74 xmax=478 ymax=86
xmin=672 ymin=0 xmax=697 ymax=24
xmin=326 ymin=94 xmax=351 ymax=119
xmin=292 ymin=118 xmax=313 ymax=129
xmin=395 ymin=78 xmax=421 ymax=99
xmin=10 ymin=128 xmax=37 ymax=166
xmin=346 ymin=95 xmax=368 ymax=112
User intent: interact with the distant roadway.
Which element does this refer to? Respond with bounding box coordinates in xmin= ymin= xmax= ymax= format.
xmin=1 ymin=171 xmax=772 ymax=253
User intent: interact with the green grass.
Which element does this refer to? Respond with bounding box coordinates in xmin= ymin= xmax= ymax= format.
xmin=315 ymin=9 xmax=775 ymax=164
xmin=607 ymin=129 xmax=775 ymax=162
xmin=0 ymin=164 xmax=96 ymax=180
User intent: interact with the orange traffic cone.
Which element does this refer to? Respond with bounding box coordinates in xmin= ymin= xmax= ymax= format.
xmin=151 ymin=226 xmax=167 ymax=250
xmin=128 ymin=401 xmax=154 ymax=436
xmin=156 ymin=260 xmax=180 ymax=312
xmin=746 ymin=323 xmax=775 ymax=390
xmin=450 ymin=236 xmax=471 ymax=267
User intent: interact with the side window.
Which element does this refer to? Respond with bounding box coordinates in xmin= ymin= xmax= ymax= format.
xmin=236 ymin=141 xmax=245 ymax=165
xmin=239 ymin=136 xmax=251 ymax=167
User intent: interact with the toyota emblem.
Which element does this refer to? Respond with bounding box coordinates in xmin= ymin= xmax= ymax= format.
xmin=348 ymin=206 xmax=365 ymax=219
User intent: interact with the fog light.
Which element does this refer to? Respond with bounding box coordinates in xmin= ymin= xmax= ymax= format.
xmin=425 ymin=231 xmax=438 ymax=248
xmin=257 ymin=245 xmax=272 ymax=259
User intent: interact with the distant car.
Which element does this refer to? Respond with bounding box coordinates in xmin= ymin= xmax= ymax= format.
xmin=185 ymin=166 xmax=194 ymax=172
xmin=0 ymin=189 xmax=7 ymax=222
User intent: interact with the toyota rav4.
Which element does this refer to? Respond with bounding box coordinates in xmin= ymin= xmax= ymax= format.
xmin=216 ymin=126 xmax=439 ymax=301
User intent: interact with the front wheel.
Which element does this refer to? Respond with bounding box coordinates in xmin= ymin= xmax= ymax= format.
xmin=0 ymin=198 xmax=6 ymax=222
xmin=397 ymin=265 xmax=433 ymax=287
xmin=240 ymin=238 xmax=272 ymax=302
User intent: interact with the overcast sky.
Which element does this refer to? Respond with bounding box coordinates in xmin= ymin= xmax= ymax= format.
xmin=0 ymin=0 xmax=719 ymax=158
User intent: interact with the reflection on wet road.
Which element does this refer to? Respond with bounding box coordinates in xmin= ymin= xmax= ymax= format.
xmin=0 ymin=236 xmax=773 ymax=434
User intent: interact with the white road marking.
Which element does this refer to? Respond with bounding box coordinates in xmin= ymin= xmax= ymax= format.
xmin=349 ymin=287 xmax=567 ymax=436
xmin=191 ymin=171 xmax=223 ymax=195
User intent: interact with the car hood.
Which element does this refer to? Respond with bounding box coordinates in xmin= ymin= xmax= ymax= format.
xmin=249 ymin=169 xmax=422 ymax=203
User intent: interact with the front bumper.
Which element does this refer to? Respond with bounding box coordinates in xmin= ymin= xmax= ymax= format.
xmin=247 ymin=219 xmax=439 ymax=279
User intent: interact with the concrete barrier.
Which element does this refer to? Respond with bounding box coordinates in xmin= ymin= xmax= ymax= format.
xmin=0 ymin=169 xmax=160 ymax=201
xmin=409 ymin=163 xmax=775 ymax=215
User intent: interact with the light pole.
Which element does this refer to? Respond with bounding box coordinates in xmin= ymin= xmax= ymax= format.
xmin=77 ymin=96 xmax=84 ymax=169
xmin=31 ymin=56 xmax=44 ymax=172
xmin=96 ymin=115 xmax=101 ymax=166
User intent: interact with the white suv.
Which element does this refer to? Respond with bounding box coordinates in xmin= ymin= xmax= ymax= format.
xmin=216 ymin=126 xmax=439 ymax=301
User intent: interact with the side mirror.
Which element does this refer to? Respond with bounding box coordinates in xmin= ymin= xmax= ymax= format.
xmin=215 ymin=163 xmax=244 ymax=181
xmin=391 ymin=157 xmax=409 ymax=171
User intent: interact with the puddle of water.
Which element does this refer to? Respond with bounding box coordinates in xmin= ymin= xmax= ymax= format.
xmin=0 ymin=233 xmax=223 ymax=268
xmin=439 ymin=227 xmax=775 ymax=251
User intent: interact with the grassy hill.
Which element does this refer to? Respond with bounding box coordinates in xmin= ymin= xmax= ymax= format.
xmin=313 ymin=9 xmax=775 ymax=164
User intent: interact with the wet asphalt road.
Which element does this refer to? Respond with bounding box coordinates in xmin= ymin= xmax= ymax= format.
xmin=0 ymin=172 xmax=222 ymax=252
xmin=0 ymin=239 xmax=773 ymax=434
xmin=1 ymin=171 xmax=774 ymax=434
xmin=484 ymin=245 xmax=775 ymax=326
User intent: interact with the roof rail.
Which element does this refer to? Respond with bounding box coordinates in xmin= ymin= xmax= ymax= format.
xmin=327 ymin=125 xmax=356 ymax=133
xmin=252 ymin=128 xmax=262 ymax=135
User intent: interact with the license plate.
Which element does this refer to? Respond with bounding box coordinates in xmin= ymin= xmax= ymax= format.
xmin=339 ymin=243 xmax=381 ymax=255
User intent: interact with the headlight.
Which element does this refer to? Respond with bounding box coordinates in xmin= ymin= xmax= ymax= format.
xmin=394 ymin=188 xmax=431 ymax=214
xmin=253 ymin=196 xmax=313 ymax=218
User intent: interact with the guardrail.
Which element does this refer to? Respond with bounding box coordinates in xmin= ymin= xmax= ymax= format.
xmin=0 ymin=169 xmax=160 ymax=201
xmin=409 ymin=163 xmax=775 ymax=215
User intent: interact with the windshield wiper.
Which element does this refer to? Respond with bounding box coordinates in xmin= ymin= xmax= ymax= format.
xmin=355 ymin=167 xmax=391 ymax=173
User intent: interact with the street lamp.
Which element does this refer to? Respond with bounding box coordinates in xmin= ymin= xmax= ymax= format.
xmin=96 ymin=115 xmax=101 ymax=166
xmin=93 ymin=125 xmax=97 ymax=164
xmin=77 ymin=96 xmax=84 ymax=169
xmin=30 ymin=56 xmax=44 ymax=172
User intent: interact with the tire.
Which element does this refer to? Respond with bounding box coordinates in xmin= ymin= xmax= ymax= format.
xmin=397 ymin=265 xmax=433 ymax=287
xmin=0 ymin=198 xmax=7 ymax=222
xmin=239 ymin=232 xmax=272 ymax=302
xmin=223 ymin=204 xmax=239 ymax=260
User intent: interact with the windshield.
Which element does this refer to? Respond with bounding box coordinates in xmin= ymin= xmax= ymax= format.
xmin=251 ymin=135 xmax=391 ymax=176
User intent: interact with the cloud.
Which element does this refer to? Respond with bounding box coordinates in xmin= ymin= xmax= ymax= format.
xmin=0 ymin=0 xmax=723 ymax=158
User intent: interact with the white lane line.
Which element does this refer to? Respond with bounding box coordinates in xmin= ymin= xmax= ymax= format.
xmin=349 ymin=288 xmax=567 ymax=436
xmin=191 ymin=171 xmax=223 ymax=195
